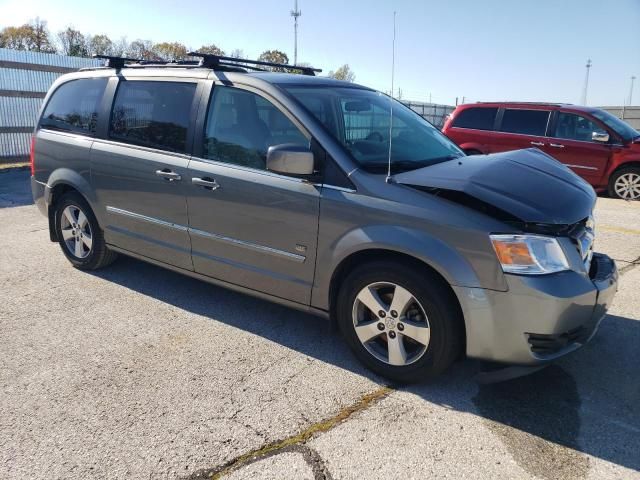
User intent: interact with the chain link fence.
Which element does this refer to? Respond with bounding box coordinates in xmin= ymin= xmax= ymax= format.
xmin=402 ymin=101 xmax=455 ymax=129
xmin=0 ymin=48 xmax=101 ymax=163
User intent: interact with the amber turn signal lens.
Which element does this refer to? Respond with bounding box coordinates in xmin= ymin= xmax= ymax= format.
xmin=491 ymin=239 xmax=535 ymax=266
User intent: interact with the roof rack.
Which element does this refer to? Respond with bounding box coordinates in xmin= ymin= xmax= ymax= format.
xmin=187 ymin=52 xmax=322 ymax=76
xmin=93 ymin=54 xmax=145 ymax=69
xmin=91 ymin=53 xmax=322 ymax=76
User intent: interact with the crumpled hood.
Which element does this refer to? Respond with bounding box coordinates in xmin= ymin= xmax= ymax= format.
xmin=394 ymin=148 xmax=596 ymax=225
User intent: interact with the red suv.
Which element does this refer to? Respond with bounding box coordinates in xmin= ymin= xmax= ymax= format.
xmin=442 ymin=102 xmax=640 ymax=200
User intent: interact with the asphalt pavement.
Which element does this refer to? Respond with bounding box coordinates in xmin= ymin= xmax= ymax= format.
xmin=1 ymin=169 xmax=639 ymax=480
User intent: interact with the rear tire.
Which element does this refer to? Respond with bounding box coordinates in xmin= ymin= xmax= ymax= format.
xmin=608 ymin=167 xmax=640 ymax=200
xmin=336 ymin=261 xmax=464 ymax=383
xmin=54 ymin=192 xmax=117 ymax=270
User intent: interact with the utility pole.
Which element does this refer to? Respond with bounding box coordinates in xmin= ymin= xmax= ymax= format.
xmin=580 ymin=59 xmax=592 ymax=105
xmin=290 ymin=0 xmax=301 ymax=65
xmin=629 ymin=75 xmax=636 ymax=105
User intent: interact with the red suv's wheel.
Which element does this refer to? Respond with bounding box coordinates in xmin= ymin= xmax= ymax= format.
xmin=608 ymin=167 xmax=640 ymax=200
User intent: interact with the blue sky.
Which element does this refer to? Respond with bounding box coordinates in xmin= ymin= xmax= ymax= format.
xmin=2 ymin=0 xmax=639 ymax=106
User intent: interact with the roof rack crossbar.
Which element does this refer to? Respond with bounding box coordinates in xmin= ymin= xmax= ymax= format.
xmin=187 ymin=52 xmax=321 ymax=76
xmin=93 ymin=54 xmax=145 ymax=69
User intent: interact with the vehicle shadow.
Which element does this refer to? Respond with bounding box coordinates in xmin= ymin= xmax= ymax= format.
xmin=0 ymin=169 xmax=33 ymax=208
xmin=91 ymin=256 xmax=640 ymax=476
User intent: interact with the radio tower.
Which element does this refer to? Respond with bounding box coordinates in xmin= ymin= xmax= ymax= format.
xmin=291 ymin=0 xmax=301 ymax=65
xmin=580 ymin=59 xmax=592 ymax=105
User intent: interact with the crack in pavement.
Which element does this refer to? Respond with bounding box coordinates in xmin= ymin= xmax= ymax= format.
xmin=618 ymin=255 xmax=640 ymax=276
xmin=184 ymin=386 xmax=393 ymax=480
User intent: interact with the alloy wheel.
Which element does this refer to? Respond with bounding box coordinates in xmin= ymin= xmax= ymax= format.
xmin=352 ymin=282 xmax=430 ymax=366
xmin=614 ymin=172 xmax=640 ymax=200
xmin=60 ymin=205 xmax=93 ymax=259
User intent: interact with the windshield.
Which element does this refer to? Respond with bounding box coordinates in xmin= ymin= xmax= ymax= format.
xmin=591 ymin=109 xmax=639 ymax=142
xmin=283 ymin=86 xmax=463 ymax=172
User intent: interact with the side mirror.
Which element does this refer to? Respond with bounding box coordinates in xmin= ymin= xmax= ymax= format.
xmin=266 ymin=144 xmax=315 ymax=176
xmin=592 ymin=131 xmax=610 ymax=143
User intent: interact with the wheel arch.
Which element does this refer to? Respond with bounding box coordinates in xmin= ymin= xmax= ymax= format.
xmin=327 ymin=248 xmax=467 ymax=355
xmin=606 ymin=161 xmax=640 ymax=199
xmin=608 ymin=160 xmax=640 ymax=177
xmin=46 ymin=170 xmax=98 ymax=242
xmin=458 ymin=142 xmax=488 ymax=155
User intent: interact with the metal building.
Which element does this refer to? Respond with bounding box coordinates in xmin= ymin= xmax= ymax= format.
xmin=0 ymin=48 xmax=101 ymax=163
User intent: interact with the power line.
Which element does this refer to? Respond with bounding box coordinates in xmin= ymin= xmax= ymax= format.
xmin=290 ymin=0 xmax=301 ymax=65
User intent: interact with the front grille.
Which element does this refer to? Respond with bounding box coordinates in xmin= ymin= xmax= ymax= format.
xmin=568 ymin=216 xmax=595 ymax=272
xmin=527 ymin=327 xmax=588 ymax=355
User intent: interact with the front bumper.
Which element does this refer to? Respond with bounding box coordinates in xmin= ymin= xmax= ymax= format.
xmin=454 ymin=253 xmax=618 ymax=365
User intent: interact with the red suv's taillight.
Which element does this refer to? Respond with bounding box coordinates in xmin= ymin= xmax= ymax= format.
xmin=29 ymin=135 xmax=36 ymax=176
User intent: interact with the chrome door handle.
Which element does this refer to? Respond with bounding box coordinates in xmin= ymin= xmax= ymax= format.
xmin=192 ymin=177 xmax=220 ymax=191
xmin=155 ymin=169 xmax=182 ymax=181
xmin=549 ymin=143 xmax=565 ymax=148
xmin=530 ymin=141 xmax=545 ymax=146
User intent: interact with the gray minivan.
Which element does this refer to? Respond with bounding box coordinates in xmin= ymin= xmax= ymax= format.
xmin=31 ymin=55 xmax=618 ymax=382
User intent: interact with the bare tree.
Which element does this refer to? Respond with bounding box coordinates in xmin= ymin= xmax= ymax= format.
xmin=86 ymin=34 xmax=114 ymax=56
xmin=127 ymin=39 xmax=159 ymax=60
xmin=196 ymin=44 xmax=225 ymax=56
xmin=153 ymin=42 xmax=188 ymax=61
xmin=328 ymin=64 xmax=355 ymax=82
xmin=229 ymin=48 xmax=244 ymax=59
xmin=57 ymin=27 xmax=88 ymax=57
xmin=30 ymin=18 xmax=56 ymax=53
xmin=111 ymin=37 xmax=129 ymax=57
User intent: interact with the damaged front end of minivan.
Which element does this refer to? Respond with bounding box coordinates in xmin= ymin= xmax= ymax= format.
xmin=394 ymin=148 xmax=618 ymax=377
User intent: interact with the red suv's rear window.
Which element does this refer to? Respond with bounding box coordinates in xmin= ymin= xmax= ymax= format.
xmin=452 ymin=107 xmax=497 ymax=131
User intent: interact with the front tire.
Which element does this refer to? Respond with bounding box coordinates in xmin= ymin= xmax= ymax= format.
xmin=336 ymin=261 xmax=463 ymax=383
xmin=54 ymin=192 xmax=117 ymax=270
xmin=608 ymin=167 xmax=640 ymax=200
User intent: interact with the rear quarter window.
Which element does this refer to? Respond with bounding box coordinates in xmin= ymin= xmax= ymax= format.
xmin=499 ymin=109 xmax=550 ymax=136
xmin=39 ymin=78 xmax=108 ymax=135
xmin=452 ymin=107 xmax=497 ymax=130
xmin=109 ymin=80 xmax=196 ymax=153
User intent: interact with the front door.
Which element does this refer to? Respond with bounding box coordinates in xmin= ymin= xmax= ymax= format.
xmin=91 ymin=78 xmax=199 ymax=271
xmin=186 ymin=84 xmax=320 ymax=304
xmin=542 ymin=111 xmax=613 ymax=185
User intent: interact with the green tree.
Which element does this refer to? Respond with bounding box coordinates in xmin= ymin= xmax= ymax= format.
xmin=196 ymin=44 xmax=225 ymax=56
xmin=0 ymin=18 xmax=56 ymax=52
xmin=153 ymin=41 xmax=188 ymax=61
xmin=86 ymin=34 xmax=114 ymax=56
xmin=328 ymin=64 xmax=355 ymax=82
xmin=57 ymin=27 xmax=88 ymax=57
xmin=257 ymin=50 xmax=289 ymax=71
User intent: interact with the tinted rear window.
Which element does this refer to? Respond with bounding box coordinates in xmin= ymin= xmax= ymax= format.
xmin=452 ymin=107 xmax=497 ymax=130
xmin=109 ymin=81 xmax=196 ymax=153
xmin=499 ymin=109 xmax=549 ymax=136
xmin=40 ymin=78 xmax=107 ymax=135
